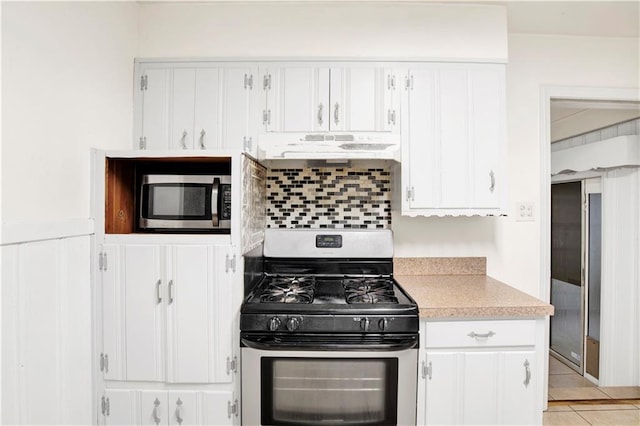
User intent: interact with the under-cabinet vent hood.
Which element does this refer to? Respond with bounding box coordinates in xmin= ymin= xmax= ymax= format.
xmin=257 ymin=133 xmax=401 ymax=161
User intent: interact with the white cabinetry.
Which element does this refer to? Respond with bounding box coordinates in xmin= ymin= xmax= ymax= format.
xmin=400 ymin=63 xmax=506 ymax=216
xmin=100 ymin=389 xmax=235 ymax=426
xmin=262 ymin=65 xmax=399 ymax=133
xmin=99 ymin=244 xmax=235 ymax=384
xmin=417 ymin=319 xmax=542 ymax=425
xmin=135 ymin=64 xmax=257 ymax=155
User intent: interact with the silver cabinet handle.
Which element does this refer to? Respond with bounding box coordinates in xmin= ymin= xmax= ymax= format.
xmin=467 ymin=331 xmax=495 ymax=339
xmin=104 ymin=354 xmax=109 ymax=373
xmin=524 ymin=359 xmax=531 ymax=387
xmin=199 ymin=129 xmax=206 ymax=149
xmin=489 ymin=170 xmax=495 ymax=192
xmin=152 ymin=398 xmax=161 ymax=425
xmin=317 ymin=103 xmax=324 ymax=126
xmin=168 ymin=280 xmax=174 ymax=304
xmin=175 ymin=398 xmax=184 ymax=425
xmin=334 ymin=103 xmax=340 ymax=125
xmin=180 ymin=130 xmax=188 ymax=149
xmin=156 ymin=280 xmax=162 ymax=304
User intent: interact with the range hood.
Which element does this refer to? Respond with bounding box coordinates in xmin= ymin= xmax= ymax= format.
xmin=257 ymin=133 xmax=401 ymax=161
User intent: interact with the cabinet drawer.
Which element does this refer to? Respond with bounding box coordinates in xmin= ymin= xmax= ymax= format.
xmin=424 ymin=320 xmax=536 ymax=348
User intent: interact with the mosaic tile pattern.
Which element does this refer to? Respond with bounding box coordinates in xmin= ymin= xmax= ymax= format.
xmin=242 ymin=156 xmax=267 ymax=253
xmin=266 ymin=168 xmax=392 ymax=229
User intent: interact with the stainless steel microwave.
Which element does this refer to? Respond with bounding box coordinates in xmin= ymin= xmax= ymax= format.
xmin=139 ymin=174 xmax=231 ymax=232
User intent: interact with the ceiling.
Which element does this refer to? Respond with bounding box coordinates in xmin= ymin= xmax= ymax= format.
xmin=506 ymin=0 xmax=640 ymax=38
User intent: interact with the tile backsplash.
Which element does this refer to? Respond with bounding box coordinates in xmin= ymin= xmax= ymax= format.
xmin=267 ymin=168 xmax=392 ymax=229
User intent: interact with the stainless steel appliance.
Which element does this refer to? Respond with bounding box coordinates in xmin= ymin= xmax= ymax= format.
xmin=241 ymin=229 xmax=418 ymax=426
xmin=138 ymin=174 xmax=231 ymax=232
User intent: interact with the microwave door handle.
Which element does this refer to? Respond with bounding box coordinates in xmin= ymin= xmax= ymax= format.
xmin=211 ymin=178 xmax=220 ymax=227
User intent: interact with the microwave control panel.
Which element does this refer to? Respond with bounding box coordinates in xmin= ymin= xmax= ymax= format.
xmin=221 ymin=184 xmax=232 ymax=220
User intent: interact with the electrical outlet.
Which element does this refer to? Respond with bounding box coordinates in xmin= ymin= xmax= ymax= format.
xmin=516 ymin=202 xmax=535 ymax=222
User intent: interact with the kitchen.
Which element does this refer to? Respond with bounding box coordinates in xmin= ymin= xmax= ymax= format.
xmin=1 ymin=1 xmax=639 ymax=426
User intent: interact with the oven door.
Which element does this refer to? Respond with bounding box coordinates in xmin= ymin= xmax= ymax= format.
xmin=241 ymin=346 xmax=417 ymax=426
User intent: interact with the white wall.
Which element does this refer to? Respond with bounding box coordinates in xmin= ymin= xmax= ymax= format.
xmin=137 ymin=2 xmax=507 ymax=60
xmin=1 ymin=2 xmax=138 ymax=225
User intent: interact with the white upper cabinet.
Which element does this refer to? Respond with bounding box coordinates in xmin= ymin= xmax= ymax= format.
xmin=135 ymin=63 xmax=257 ymax=156
xmin=262 ymin=65 xmax=399 ymax=133
xmin=400 ymin=63 xmax=506 ymax=216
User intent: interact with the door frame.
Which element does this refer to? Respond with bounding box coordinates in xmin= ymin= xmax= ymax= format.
xmin=539 ymin=86 xmax=639 ymax=391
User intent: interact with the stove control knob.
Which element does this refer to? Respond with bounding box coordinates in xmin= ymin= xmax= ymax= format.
xmin=268 ymin=317 xmax=281 ymax=331
xmin=360 ymin=317 xmax=370 ymax=331
xmin=378 ymin=318 xmax=388 ymax=331
xmin=286 ymin=317 xmax=300 ymax=332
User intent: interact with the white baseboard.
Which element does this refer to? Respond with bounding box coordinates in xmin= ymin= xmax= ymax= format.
xmin=1 ymin=218 xmax=95 ymax=245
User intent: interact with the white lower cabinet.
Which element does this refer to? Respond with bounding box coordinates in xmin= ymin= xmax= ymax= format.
xmin=418 ymin=320 xmax=542 ymax=425
xmin=102 ymin=389 xmax=234 ymax=426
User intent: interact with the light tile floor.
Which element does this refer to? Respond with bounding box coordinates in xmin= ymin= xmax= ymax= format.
xmin=544 ymin=356 xmax=640 ymax=425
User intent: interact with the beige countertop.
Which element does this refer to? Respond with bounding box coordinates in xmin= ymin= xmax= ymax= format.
xmin=394 ymin=258 xmax=554 ymax=319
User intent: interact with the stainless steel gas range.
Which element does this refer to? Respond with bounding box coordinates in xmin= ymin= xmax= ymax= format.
xmin=241 ymin=229 xmax=419 ymax=426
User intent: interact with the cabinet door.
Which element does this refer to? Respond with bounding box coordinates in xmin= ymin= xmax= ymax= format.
xmin=166 ymin=245 xmax=214 ymax=383
xmin=461 ymin=352 xmax=499 ymax=425
xmin=424 ymin=351 xmax=459 ymax=425
xmin=193 ymin=68 xmax=221 ymax=150
xmin=102 ymin=244 xmax=124 ymax=381
xmin=406 ymin=68 xmax=438 ymax=210
xmin=469 ymin=66 xmax=505 ymax=209
xmin=139 ymin=391 xmax=168 ymax=426
xmin=103 ymin=389 xmax=136 ymax=426
xmin=170 ymin=69 xmax=196 ymax=150
xmin=140 ymin=69 xmax=171 ymax=150
xmin=220 ymin=67 xmax=256 ymax=152
xmin=123 ymin=245 xmax=164 ymax=382
xmin=202 ymin=391 xmax=235 ymax=426
xmin=167 ymin=391 xmax=199 ymax=426
xmin=499 ymin=351 xmax=537 ymax=425
xmin=266 ymin=67 xmax=330 ymax=132
xmin=439 ymin=67 xmax=471 ymax=209
xmin=330 ymin=67 xmax=383 ymax=132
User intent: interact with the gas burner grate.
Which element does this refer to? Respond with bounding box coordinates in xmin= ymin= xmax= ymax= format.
xmin=260 ymin=276 xmax=316 ymax=304
xmin=343 ymin=276 xmax=399 ymax=304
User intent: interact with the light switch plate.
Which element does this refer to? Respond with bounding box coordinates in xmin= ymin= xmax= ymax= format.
xmin=516 ymin=202 xmax=535 ymax=221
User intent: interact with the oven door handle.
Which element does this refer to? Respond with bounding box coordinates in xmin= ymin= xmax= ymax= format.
xmin=241 ymin=334 xmax=418 ymax=351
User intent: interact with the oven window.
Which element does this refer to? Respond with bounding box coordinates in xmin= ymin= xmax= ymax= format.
xmin=146 ymin=184 xmax=211 ymax=218
xmin=261 ymin=358 xmax=398 ymax=426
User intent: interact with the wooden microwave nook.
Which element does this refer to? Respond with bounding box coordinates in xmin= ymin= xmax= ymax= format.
xmin=104 ymin=156 xmax=232 ymax=234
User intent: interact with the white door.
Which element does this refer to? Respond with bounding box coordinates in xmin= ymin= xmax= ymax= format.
xmin=167 ymin=391 xmax=199 ymax=426
xmin=123 ymin=245 xmax=164 ymax=382
xmin=439 ymin=66 xmax=470 ymax=209
xmin=424 ymin=351 xmax=459 ymax=425
xmin=203 ymin=391 xmax=235 ymax=426
xmin=193 ymin=68 xmax=221 ymax=150
xmin=103 ymin=390 xmax=136 ymax=426
xmin=461 ymin=352 xmax=499 ymax=425
xmin=220 ymin=67 xmax=255 ymax=152
xmin=101 ymin=244 xmax=123 ymax=381
xmin=330 ymin=67 xmax=381 ymax=132
xmin=500 ymin=351 xmax=537 ymax=425
xmin=140 ymin=68 xmax=171 ymax=150
xmin=470 ymin=65 xmax=505 ymax=209
xmin=166 ymin=245 xmax=213 ymax=383
xmin=407 ymin=68 xmax=438 ymax=210
xmin=171 ymin=69 xmax=196 ymax=150
xmin=266 ymin=67 xmax=330 ymax=132
xmin=139 ymin=391 xmax=169 ymax=426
